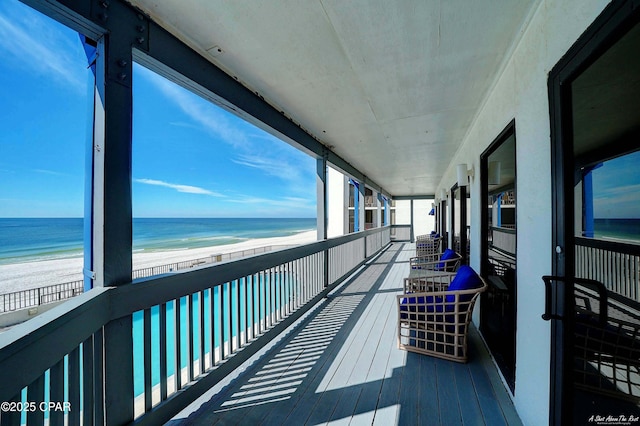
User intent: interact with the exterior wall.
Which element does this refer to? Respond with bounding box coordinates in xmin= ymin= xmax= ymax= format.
xmin=393 ymin=200 xmax=412 ymax=225
xmin=327 ymin=166 xmax=348 ymax=238
xmin=412 ymin=199 xmax=436 ymax=237
xmin=435 ymin=1 xmax=611 ymax=424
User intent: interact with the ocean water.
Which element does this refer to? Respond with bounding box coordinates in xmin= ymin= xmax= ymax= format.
xmin=593 ymin=218 xmax=640 ymax=242
xmin=0 ymin=217 xmax=316 ymax=265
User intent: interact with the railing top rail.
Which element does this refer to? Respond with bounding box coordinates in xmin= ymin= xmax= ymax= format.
xmin=490 ymin=226 xmax=517 ymax=235
xmin=0 ymin=287 xmax=111 ymax=402
xmin=575 ymin=236 xmax=640 ymax=256
xmin=113 ymin=227 xmax=390 ymax=319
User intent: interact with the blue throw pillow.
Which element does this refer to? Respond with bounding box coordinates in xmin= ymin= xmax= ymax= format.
xmin=438 ymin=249 xmax=457 ymax=270
xmin=445 ymin=265 xmax=482 ymax=309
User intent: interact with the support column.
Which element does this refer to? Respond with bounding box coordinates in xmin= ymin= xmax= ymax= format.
xmin=316 ymin=152 xmax=328 ymax=241
xmin=375 ymin=192 xmax=382 ymax=228
xmin=460 ymin=186 xmax=468 ymax=265
xmin=92 ymin=11 xmax=139 ymax=423
xmin=583 ymin=169 xmax=595 ymax=238
xmin=316 ymin=153 xmax=329 ymax=288
xmin=384 ymin=197 xmax=389 ymax=226
xmin=410 ymin=199 xmax=415 ymax=242
xmin=358 ymin=181 xmax=366 ymax=232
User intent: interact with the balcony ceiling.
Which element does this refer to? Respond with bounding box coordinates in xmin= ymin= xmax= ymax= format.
xmin=130 ymin=0 xmax=539 ymax=197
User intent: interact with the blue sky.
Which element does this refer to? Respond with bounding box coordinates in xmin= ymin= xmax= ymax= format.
xmin=0 ymin=0 xmax=316 ymax=218
xmin=592 ymin=150 xmax=640 ymax=219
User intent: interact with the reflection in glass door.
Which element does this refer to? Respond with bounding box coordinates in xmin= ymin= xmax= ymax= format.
xmin=480 ymin=122 xmax=517 ymax=393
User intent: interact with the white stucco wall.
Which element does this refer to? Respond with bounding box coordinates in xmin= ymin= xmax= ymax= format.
xmin=327 ymin=166 xmax=348 ymax=238
xmin=412 ymin=199 xmax=436 ymax=237
xmin=393 ymin=199 xmax=412 ymax=225
xmin=435 ymin=1 xmax=611 ymax=424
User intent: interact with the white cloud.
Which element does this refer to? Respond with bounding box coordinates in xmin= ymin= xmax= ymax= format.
xmin=0 ymin=3 xmax=86 ymax=90
xmin=229 ymin=195 xmax=314 ymax=208
xmin=136 ymin=65 xmax=249 ymax=149
xmin=136 ymin=64 xmax=315 ymax=189
xmin=232 ymin=153 xmax=298 ymax=181
xmin=134 ymin=178 xmax=225 ymax=197
xmin=32 ymin=168 xmax=69 ymax=176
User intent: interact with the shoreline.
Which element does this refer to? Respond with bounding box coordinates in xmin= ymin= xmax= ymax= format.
xmin=0 ymin=230 xmax=317 ymax=295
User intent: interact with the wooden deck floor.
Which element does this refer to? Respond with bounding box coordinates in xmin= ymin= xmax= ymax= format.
xmin=170 ymin=243 xmax=522 ymax=425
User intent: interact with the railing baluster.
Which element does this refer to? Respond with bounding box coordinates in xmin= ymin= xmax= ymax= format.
xmin=188 ymin=294 xmax=194 ymax=382
xmin=227 ymin=282 xmax=233 ymax=353
xmin=174 ymin=298 xmax=182 ymax=391
xmin=159 ymin=302 xmax=168 ymax=401
xmin=26 ymin=374 xmax=45 ymax=425
xmin=143 ymin=308 xmax=152 ymax=412
xmin=273 ymin=268 xmax=278 ymax=322
xmin=288 ymin=262 xmax=293 ymax=315
xmin=69 ymin=346 xmax=81 ymax=426
xmin=199 ymin=290 xmax=205 ymax=373
xmin=83 ymin=336 xmax=95 ymax=426
xmin=209 ymin=288 xmax=216 ymax=366
xmin=277 ymin=265 xmax=286 ymax=319
xmin=94 ymin=328 xmax=104 ymax=424
xmin=244 ymin=276 xmax=249 ymax=344
xmin=235 ymin=278 xmax=240 ymax=349
xmin=219 ymin=285 xmax=225 ymax=360
xmin=262 ymin=271 xmax=267 ymax=332
xmin=50 ymin=359 xmax=65 ymax=426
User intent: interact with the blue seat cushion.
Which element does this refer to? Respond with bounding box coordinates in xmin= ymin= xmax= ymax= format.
xmin=445 ymin=265 xmax=483 ymax=309
xmin=438 ymin=249 xmax=457 ymax=270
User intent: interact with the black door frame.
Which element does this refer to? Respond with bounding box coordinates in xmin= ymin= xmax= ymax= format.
xmin=440 ymin=198 xmax=448 ymax=250
xmin=548 ymin=2 xmax=640 ymax=424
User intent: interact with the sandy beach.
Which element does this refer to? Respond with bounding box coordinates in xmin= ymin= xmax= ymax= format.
xmin=0 ymin=230 xmax=317 ymax=294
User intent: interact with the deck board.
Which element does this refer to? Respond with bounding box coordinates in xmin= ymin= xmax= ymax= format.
xmin=171 ymin=243 xmax=522 ymax=426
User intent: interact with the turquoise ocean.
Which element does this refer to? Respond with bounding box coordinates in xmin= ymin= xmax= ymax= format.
xmin=593 ymin=218 xmax=640 ymax=242
xmin=0 ymin=217 xmax=316 ymax=265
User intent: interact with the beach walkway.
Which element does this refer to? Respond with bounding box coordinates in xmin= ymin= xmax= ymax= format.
xmin=169 ymin=243 xmax=522 ymax=425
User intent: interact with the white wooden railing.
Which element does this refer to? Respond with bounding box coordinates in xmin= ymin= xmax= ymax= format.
xmin=575 ymin=237 xmax=640 ymax=302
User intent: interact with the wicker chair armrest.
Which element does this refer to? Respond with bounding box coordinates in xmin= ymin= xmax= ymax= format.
xmin=398 ymin=281 xmax=488 ymax=319
xmin=409 ymin=255 xmax=440 ymax=268
xmin=403 ymin=274 xmax=455 ymax=293
xmin=410 ymin=254 xmax=461 ymax=271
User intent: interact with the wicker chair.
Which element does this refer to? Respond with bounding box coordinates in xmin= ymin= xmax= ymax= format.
xmin=415 ymin=234 xmax=442 ymax=257
xmin=542 ymin=276 xmax=640 ymax=402
xmin=571 ymin=280 xmax=640 ymax=401
xmin=409 ymin=249 xmax=461 ymax=276
xmin=397 ymin=267 xmax=487 ymax=362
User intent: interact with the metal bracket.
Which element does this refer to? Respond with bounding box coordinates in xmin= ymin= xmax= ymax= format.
xmin=83 ymin=268 xmax=97 ymax=280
